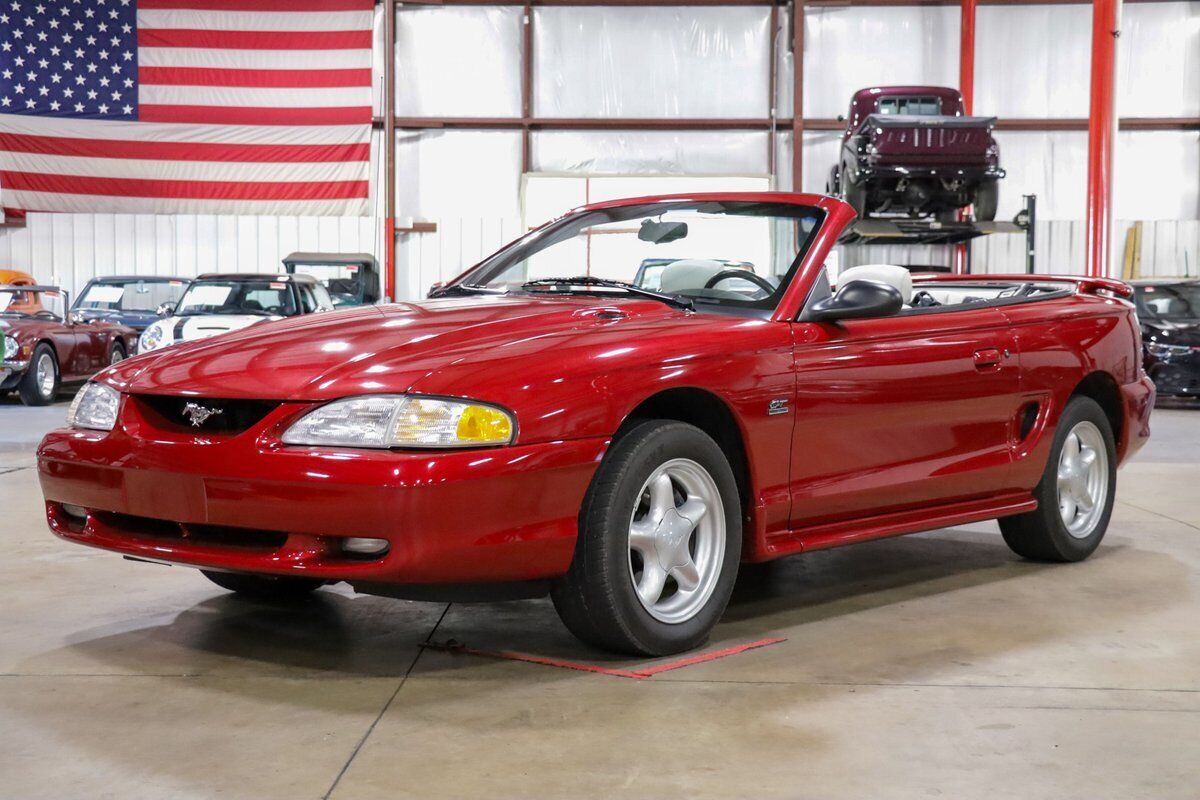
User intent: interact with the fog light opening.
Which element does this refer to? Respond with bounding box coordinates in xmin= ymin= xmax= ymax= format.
xmin=61 ymin=504 xmax=89 ymax=522
xmin=341 ymin=537 xmax=389 ymax=558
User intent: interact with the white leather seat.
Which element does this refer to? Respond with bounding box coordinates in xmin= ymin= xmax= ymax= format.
xmin=658 ymin=259 xmax=729 ymax=293
xmin=836 ymin=264 xmax=913 ymax=305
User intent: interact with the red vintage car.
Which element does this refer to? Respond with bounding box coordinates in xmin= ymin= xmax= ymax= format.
xmin=36 ymin=193 xmax=1153 ymax=655
xmin=2 ymin=285 xmax=138 ymax=406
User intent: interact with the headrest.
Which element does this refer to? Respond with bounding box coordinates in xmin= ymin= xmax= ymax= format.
xmin=658 ymin=259 xmax=728 ymax=293
xmin=836 ymin=264 xmax=913 ymax=305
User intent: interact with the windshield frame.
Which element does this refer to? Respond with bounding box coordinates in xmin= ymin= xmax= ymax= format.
xmin=451 ymin=200 xmax=827 ymax=316
xmin=173 ymin=279 xmax=299 ymax=317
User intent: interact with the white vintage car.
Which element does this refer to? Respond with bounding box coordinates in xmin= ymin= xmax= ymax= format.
xmin=138 ymin=273 xmax=334 ymax=353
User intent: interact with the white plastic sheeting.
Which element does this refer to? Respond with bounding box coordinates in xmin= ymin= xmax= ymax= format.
xmin=395 ymin=130 xmax=523 ymax=217
xmin=533 ymin=7 xmax=771 ymax=118
xmin=1119 ymin=2 xmax=1200 ymax=118
xmin=975 ymin=5 xmax=1092 ymax=118
xmin=532 ymin=130 xmax=770 ymax=175
xmin=396 ymin=7 xmax=523 ymax=117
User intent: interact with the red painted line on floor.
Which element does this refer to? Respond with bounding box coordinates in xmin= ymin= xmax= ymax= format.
xmin=421 ymin=637 xmax=786 ymax=680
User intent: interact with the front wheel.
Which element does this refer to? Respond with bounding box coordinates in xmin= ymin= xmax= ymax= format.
xmin=201 ymin=570 xmax=324 ymax=601
xmin=552 ymin=420 xmax=742 ymax=656
xmin=1000 ymin=396 xmax=1116 ymax=562
xmin=973 ymin=180 xmax=999 ymax=221
xmin=18 ymin=343 xmax=59 ymax=406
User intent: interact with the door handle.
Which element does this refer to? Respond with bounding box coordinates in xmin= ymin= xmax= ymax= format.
xmin=973 ymin=347 xmax=1004 ymax=369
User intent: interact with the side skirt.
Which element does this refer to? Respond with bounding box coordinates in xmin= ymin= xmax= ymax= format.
xmin=759 ymin=492 xmax=1037 ymax=559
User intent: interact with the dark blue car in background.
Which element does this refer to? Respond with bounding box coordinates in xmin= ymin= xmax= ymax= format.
xmin=70 ymin=276 xmax=191 ymax=338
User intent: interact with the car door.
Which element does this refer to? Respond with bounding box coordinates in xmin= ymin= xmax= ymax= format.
xmin=787 ymin=306 xmax=1022 ymax=529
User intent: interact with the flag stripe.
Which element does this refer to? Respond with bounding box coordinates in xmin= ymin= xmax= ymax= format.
xmin=139 ymin=67 xmax=372 ymax=88
xmin=2 ymin=193 xmax=366 ymax=216
xmin=138 ymin=0 xmax=374 ymax=11
xmin=137 ymin=28 xmax=373 ymax=51
xmin=0 ymin=115 xmax=369 ymax=145
xmin=0 ymin=153 xmax=368 ymax=183
xmin=138 ymin=9 xmax=372 ymax=32
xmin=1 ymin=172 xmax=368 ymax=201
xmin=138 ymin=105 xmax=372 ymax=125
xmin=0 ymin=133 xmax=368 ymax=164
xmin=139 ymin=85 xmax=368 ymax=108
xmin=139 ymin=47 xmax=371 ymax=69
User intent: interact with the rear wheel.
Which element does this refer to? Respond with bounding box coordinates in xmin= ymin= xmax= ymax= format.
xmin=201 ymin=570 xmax=324 ymax=601
xmin=109 ymin=341 xmax=126 ymax=365
xmin=18 ymin=344 xmax=59 ymax=406
xmin=974 ymin=180 xmax=999 ymax=221
xmin=1000 ymin=396 xmax=1116 ymax=562
xmin=552 ymin=421 xmax=742 ymax=656
xmin=842 ymin=175 xmax=868 ymax=219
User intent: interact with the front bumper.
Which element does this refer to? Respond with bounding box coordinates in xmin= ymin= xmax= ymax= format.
xmin=860 ymin=164 xmax=1006 ymax=181
xmin=37 ymin=400 xmax=607 ymax=585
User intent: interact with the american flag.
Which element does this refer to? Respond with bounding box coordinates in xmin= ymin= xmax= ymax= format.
xmin=0 ymin=0 xmax=374 ymax=218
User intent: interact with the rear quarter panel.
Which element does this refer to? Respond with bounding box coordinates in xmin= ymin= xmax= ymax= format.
xmin=999 ymin=293 xmax=1143 ymax=487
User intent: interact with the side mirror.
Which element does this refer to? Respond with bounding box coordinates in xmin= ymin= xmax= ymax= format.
xmin=155 ymin=302 xmax=174 ymax=317
xmin=427 ymin=281 xmax=446 ymax=298
xmin=806 ymin=279 xmax=903 ymax=323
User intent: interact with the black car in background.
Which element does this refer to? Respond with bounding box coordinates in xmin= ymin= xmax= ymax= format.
xmin=71 ymin=276 xmax=191 ymax=334
xmin=1132 ymin=278 xmax=1200 ymax=400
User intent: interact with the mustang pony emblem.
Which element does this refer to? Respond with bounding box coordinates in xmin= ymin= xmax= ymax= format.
xmin=182 ymin=402 xmax=223 ymax=428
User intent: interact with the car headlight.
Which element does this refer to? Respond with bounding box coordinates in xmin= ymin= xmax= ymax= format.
xmin=2 ymin=335 xmax=17 ymax=360
xmin=1147 ymin=342 xmax=1192 ymax=359
xmin=139 ymin=321 xmax=167 ymax=352
xmin=67 ymin=382 xmax=121 ymax=431
xmin=282 ymin=395 xmax=515 ymax=449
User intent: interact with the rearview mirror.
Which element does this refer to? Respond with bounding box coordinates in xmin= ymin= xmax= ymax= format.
xmin=638 ymin=219 xmax=688 ymax=244
xmin=155 ymin=302 xmax=174 ymax=317
xmin=805 ymin=279 xmax=902 ymax=323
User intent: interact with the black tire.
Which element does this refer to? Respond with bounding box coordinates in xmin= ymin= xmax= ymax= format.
xmin=551 ymin=420 xmax=742 ymax=656
xmin=201 ymin=569 xmax=324 ymax=601
xmin=109 ymin=341 xmax=126 ymax=365
xmin=973 ymin=180 xmax=999 ymax=222
xmin=842 ymin=174 xmax=868 ymax=219
xmin=999 ymin=396 xmax=1116 ymax=562
xmin=18 ymin=343 xmax=59 ymax=406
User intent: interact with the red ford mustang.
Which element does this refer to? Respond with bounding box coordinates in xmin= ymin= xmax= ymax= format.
xmin=37 ymin=193 xmax=1154 ymax=655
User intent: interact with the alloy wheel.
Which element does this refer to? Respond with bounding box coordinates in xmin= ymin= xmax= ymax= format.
xmin=1057 ymin=420 xmax=1109 ymax=539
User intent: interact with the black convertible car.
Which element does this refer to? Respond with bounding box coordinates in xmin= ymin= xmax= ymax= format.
xmin=1132 ymin=278 xmax=1200 ymax=400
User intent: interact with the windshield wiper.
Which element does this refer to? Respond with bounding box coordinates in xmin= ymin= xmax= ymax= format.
xmin=522 ymin=276 xmax=694 ymax=311
xmin=427 ymin=283 xmax=507 ymax=298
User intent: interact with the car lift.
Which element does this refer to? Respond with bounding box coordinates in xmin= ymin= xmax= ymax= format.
xmin=838 ymin=194 xmax=1038 ymax=275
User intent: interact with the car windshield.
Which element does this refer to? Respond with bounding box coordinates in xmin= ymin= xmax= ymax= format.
xmin=174 ymin=280 xmax=297 ymax=317
xmin=77 ymin=279 xmax=188 ymax=312
xmin=1135 ymin=284 xmax=1200 ymax=321
xmin=452 ymin=201 xmax=823 ymax=313
xmin=290 ymin=264 xmax=365 ymax=307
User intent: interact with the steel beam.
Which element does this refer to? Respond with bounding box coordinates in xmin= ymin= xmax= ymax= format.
xmin=1086 ymin=0 xmax=1120 ymax=278
xmin=384 ymin=0 xmax=397 ymax=300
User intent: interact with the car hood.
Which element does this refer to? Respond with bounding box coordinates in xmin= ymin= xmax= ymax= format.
xmin=1143 ymin=319 xmax=1200 ymax=347
xmin=108 ymin=295 xmax=684 ymax=400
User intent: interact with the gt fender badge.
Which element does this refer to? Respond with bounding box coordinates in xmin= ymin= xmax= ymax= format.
xmin=182 ymin=402 xmax=223 ymax=427
xmin=767 ymin=398 xmax=789 ymax=416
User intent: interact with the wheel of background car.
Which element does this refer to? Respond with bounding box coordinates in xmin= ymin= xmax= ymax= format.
xmin=703 ymin=270 xmax=775 ymax=295
xmin=999 ymin=396 xmax=1116 ymax=562
xmin=551 ymin=420 xmax=742 ymax=656
xmin=842 ymin=176 xmax=868 ymax=219
xmin=974 ymin=180 xmax=999 ymax=222
xmin=18 ymin=343 xmax=59 ymax=407
xmin=109 ymin=342 xmax=126 ymax=365
xmin=201 ymin=569 xmax=324 ymax=601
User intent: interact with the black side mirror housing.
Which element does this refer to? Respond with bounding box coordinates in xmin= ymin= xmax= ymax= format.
xmin=805 ymin=279 xmax=903 ymax=323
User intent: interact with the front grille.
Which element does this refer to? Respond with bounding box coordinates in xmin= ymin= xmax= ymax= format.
xmin=133 ymin=394 xmax=281 ymax=435
xmin=92 ymin=510 xmax=289 ymax=551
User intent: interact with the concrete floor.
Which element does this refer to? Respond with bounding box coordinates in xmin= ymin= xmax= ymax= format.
xmin=2 ymin=391 xmax=1198 ymax=799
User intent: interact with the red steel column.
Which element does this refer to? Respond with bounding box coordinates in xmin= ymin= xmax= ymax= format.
xmin=953 ymin=0 xmax=976 ymax=275
xmin=384 ymin=0 xmax=397 ymax=300
xmin=1086 ymin=0 xmax=1120 ymax=278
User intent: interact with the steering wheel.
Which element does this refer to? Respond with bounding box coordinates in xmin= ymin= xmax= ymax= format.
xmin=703 ymin=270 xmax=775 ymax=295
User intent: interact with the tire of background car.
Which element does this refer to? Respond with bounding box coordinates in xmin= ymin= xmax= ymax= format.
xmin=841 ymin=175 xmax=868 ymax=220
xmin=825 ymin=166 xmax=841 ymax=196
xmin=109 ymin=341 xmax=126 ymax=365
xmin=200 ymin=569 xmax=324 ymax=601
xmin=551 ymin=420 xmax=742 ymax=656
xmin=999 ymin=396 xmax=1117 ymax=562
xmin=973 ymin=179 xmax=999 ymax=222
xmin=17 ymin=343 xmax=60 ymax=406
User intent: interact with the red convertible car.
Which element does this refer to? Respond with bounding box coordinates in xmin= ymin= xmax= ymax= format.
xmin=37 ymin=193 xmax=1153 ymax=655
xmin=2 ymin=285 xmax=138 ymax=406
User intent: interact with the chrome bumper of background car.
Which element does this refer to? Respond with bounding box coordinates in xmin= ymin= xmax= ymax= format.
xmin=0 ymin=359 xmax=29 ymax=371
